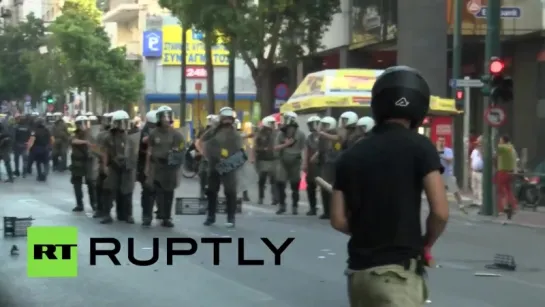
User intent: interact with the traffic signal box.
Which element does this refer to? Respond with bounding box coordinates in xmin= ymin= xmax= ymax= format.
xmin=481 ymin=57 xmax=513 ymax=102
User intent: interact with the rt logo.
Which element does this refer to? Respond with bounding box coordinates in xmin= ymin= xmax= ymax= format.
xmin=27 ymin=227 xmax=78 ymax=278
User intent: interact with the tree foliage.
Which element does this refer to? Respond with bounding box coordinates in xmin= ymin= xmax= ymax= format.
xmin=159 ymin=0 xmax=340 ymax=114
xmin=0 ymin=13 xmax=46 ymax=101
xmin=48 ymin=0 xmax=143 ymax=108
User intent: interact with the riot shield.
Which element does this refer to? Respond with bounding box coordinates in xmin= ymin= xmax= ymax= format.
xmin=126 ymin=130 xmax=141 ymax=169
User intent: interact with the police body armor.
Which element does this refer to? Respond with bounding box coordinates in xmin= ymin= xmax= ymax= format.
xmin=255 ymin=129 xmax=275 ymax=161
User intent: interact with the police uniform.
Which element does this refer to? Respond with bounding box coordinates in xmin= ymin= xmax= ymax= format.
xmin=30 ymin=121 xmax=51 ymax=181
xmin=70 ymin=116 xmax=98 ymax=212
xmin=52 ymin=114 xmax=70 ymax=172
xmin=304 ymin=116 xmax=321 ymax=215
xmin=254 ymin=116 xmax=278 ymax=205
xmin=317 ymin=116 xmax=341 ymax=219
xmin=146 ymin=105 xmax=184 ymax=227
xmin=275 ymin=112 xmax=306 ymax=215
xmin=197 ymin=125 xmax=213 ymax=199
xmin=335 ymin=66 xmax=438 ymax=306
xmin=93 ymin=113 xmax=113 ymax=218
xmin=100 ymin=111 xmax=138 ymax=224
xmin=203 ymin=107 xmax=242 ymax=227
xmin=13 ymin=118 xmax=30 ymax=177
xmin=0 ymin=123 xmax=14 ymax=182
xmin=139 ymin=111 xmax=157 ymax=226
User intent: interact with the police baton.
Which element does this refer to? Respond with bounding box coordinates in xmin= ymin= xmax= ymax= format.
xmin=315 ymin=177 xmax=332 ymax=193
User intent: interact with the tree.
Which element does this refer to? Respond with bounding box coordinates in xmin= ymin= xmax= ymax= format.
xmin=159 ymin=0 xmax=340 ymax=115
xmin=49 ymin=0 xmax=143 ymax=109
xmin=0 ymin=13 xmax=46 ymax=101
xmin=158 ymin=0 xmax=219 ymax=114
xmin=95 ymin=47 xmax=144 ymax=109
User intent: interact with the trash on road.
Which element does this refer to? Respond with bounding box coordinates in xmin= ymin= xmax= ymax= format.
xmin=484 ymin=253 xmax=517 ymax=271
xmin=474 ymin=272 xmax=502 ymax=277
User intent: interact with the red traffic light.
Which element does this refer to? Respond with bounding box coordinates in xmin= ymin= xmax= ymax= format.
xmin=456 ymin=90 xmax=464 ymax=100
xmin=489 ymin=60 xmax=505 ymax=74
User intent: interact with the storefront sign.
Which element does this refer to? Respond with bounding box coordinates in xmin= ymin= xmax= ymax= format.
xmin=186 ymin=66 xmax=207 ymax=78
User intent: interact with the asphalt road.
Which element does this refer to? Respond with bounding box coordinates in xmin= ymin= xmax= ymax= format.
xmin=0 ymin=172 xmax=544 ymax=307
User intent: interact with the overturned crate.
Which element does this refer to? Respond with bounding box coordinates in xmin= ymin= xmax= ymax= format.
xmin=175 ymin=197 xmax=243 ymax=215
xmin=4 ymin=216 xmax=34 ymax=237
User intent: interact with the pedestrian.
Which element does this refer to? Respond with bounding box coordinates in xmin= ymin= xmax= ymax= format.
xmin=26 ymin=118 xmax=52 ymax=182
xmin=138 ymin=110 xmax=157 ymax=226
xmin=253 ymin=115 xmax=278 ymax=205
xmin=436 ymin=136 xmax=465 ymax=211
xmin=302 ymin=115 xmax=321 ymax=216
xmin=495 ymin=135 xmax=518 ymax=215
xmin=274 ymin=111 xmax=306 ymax=215
xmin=200 ymin=107 xmax=242 ymax=227
xmin=331 ymin=66 xmax=449 ymax=306
xmin=470 ymin=136 xmax=483 ymax=207
xmin=70 ymin=115 xmax=97 ymax=212
xmin=145 ymin=106 xmax=184 ymax=227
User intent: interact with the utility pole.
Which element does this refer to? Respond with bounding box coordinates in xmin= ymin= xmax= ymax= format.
xmin=179 ymin=25 xmax=187 ymax=128
xmin=480 ymin=1 xmax=502 ymax=216
xmin=452 ymin=0 xmax=462 ymax=100
xmin=227 ymin=47 xmax=235 ymax=108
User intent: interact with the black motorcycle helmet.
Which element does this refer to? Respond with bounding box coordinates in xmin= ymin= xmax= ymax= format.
xmin=371 ymin=66 xmax=430 ymax=129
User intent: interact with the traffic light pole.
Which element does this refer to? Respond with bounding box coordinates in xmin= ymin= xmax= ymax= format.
xmin=481 ymin=1 xmax=501 ymax=216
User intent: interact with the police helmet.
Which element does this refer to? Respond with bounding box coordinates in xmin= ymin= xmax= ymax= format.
xmin=234 ymin=118 xmax=242 ymax=130
xmin=261 ymin=115 xmax=276 ymax=128
xmin=320 ymin=116 xmax=337 ymax=131
xmin=75 ymin=115 xmax=88 ymax=129
xmin=31 ymin=111 xmax=39 ymax=116
xmin=307 ymin=115 xmax=321 ymax=130
xmin=282 ymin=111 xmax=297 ymax=126
xmin=218 ymin=107 xmax=235 ymax=118
xmin=357 ymin=116 xmax=375 ymax=132
xmin=85 ymin=111 xmax=93 ymax=116
xmin=371 ymin=66 xmax=430 ymax=128
xmin=146 ymin=110 xmax=158 ymax=124
xmin=111 ymin=110 xmax=130 ymax=130
xmin=156 ymin=105 xmax=173 ymax=125
xmin=206 ymin=114 xmax=218 ymax=126
xmin=338 ymin=111 xmax=358 ymax=128
xmin=46 ymin=112 xmax=52 ymax=116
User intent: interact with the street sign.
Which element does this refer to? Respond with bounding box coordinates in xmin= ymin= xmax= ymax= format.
xmin=275 ymin=83 xmax=289 ymax=100
xmin=450 ymin=79 xmax=484 ymax=88
xmin=195 ymin=82 xmax=202 ymax=91
xmin=475 ymin=7 xmax=522 ymax=19
xmin=484 ymin=106 xmax=506 ymax=127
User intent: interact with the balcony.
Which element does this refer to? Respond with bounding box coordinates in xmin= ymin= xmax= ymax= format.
xmin=124 ymin=41 xmax=141 ymax=60
xmin=102 ymin=0 xmax=139 ymax=23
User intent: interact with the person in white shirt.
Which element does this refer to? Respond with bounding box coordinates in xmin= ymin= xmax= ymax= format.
xmin=470 ymin=136 xmax=483 ymax=207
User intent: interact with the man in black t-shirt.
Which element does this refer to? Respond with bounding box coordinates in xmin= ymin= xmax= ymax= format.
xmin=27 ymin=120 xmax=53 ymax=181
xmin=330 ymin=66 xmax=449 ymax=306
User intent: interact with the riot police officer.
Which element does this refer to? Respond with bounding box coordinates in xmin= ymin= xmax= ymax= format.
xmin=52 ymin=112 xmax=69 ymax=172
xmin=302 ymin=115 xmax=321 ymax=215
xmin=93 ymin=112 xmax=113 ymax=218
xmin=316 ymin=116 xmax=339 ymax=219
xmin=0 ymin=122 xmax=14 ymax=182
xmin=253 ymin=115 xmax=278 ymax=205
xmin=195 ymin=114 xmax=218 ymax=199
xmin=234 ymin=118 xmax=251 ymax=202
xmin=27 ymin=118 xmax=52 ymax=181
xmin=139 ymin=110 xmax=157 ymax=226
xmin=318 ymin=111 xmax=359 ymax=151
xmin=274 ymin=111 xmax=306 ymax=215
xmin=201 ymin=107 xmax=242 ymax=227
xmin=100 ymin=110 xmax=138 ymax=224
xmin=13 ymin=115 xmax=30 ymax=177
xmin=70 ymin=115 xmax=98 ymax=212
xmin=145 ymin=105 xmax=184 ymax=227
xmin=356 ymin=116 xmax=375 ymax=140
